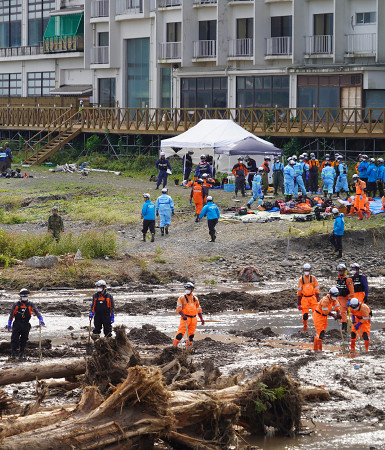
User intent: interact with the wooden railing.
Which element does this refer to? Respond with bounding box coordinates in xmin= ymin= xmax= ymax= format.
xmin=1 ymin=106 xmax=385 ymax=137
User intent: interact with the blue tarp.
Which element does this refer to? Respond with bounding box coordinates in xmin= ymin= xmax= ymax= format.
xmin=369 ymin=198 xmax=385 ymax=215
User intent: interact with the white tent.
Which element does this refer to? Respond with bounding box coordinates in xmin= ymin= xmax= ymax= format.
xmin=160 ymin=119 xmax=277 ymax=170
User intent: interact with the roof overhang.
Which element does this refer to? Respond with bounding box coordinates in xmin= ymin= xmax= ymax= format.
xmin=50 ymin=85 xmax=92 ymax=96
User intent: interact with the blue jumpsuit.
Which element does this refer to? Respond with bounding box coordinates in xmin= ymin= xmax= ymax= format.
xmin=358 ymin=161 xmax=369 ymax=181
xmin=284 ymin=165 xmax=295 ymax=196
xmin=293 ymin=163 xmax=307 ymax=197
xmin=248 ymin=174 xmax=263 ymax=206
xmin=321 ymin=166 xmax=336 ymax=194
xmin=335 ymin=162 xmax=349 ymax=194
xmin=156 ymin=194 xmax=174 ymax=227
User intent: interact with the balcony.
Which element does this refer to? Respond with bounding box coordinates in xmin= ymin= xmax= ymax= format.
xmin=116 ymin=0 xmax=143 ymax=15
xmin=193 ymin=0 xmax=217 ymax=5
xmin=346 ymin=33 xmax=376 ymax=57
xmin=158 ymin=42 xmax=181 ymax=60
xmin=90 ymin=46 xmax=109 ymax=64
xmin=193 ymin=40 xmax=216 ymax=58
xmin=158 ymin=0 xmax=181 ymax=7
xmin=265 ymin=36 xmax=292 ymax=56
xmin=228 ymin=38 xmax=253 ymax=57
xmin=91 ymin=0 xmax=109 ymax=18
xmin=305 ymin=35 xmax=333 ymax=55
xmin=0 ymin=45 xmax=43 ymax=57
xmin=43 ymin=35 xmax=84 ymax=53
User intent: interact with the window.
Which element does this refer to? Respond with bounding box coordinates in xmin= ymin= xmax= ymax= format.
xmin=126 ymin=38 xmax=149 ymax=108
xmin=237 ymin=18 xmax=253 ymax=39
xmin=98 ymin=32 xmax=109 ymax=46
xmin=271 ymin=16 xmax=292 ymax=37
xmin=356 ymin=12 xmax=376 ymax=25
xmin=27 ymin=72 xmax=55 ymax=96
xmin=199 ymin=20 xmax=216 ymax=41
xmin=0 ymin=1 xmax=22 ymax=48
xmin=314 ymin=13 xmax=333 ymax=35
xmin=28 ymin=0 xmax=55 ymax=46
xmin=166 ymin=22 xmax=181 ymax=42
xmin=160 ymin=67 xmax=171 ymax=108
xmin=99 ymin=78 xmax=116 ymax=107
xmin=0 ymin=73 xmax=21 ymax=97
xmin=181 ymin=77 xmax=227 ymax=108
xmin=236 ymin=75 xmax=289 ymax=108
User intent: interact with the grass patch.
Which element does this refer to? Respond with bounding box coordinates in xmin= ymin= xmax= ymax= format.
xmin=0 ymin=209 xmax=28 ymax=224
xmin=0 ymin=229 xmax=118 ymax=265
xmin=200 ymin=255 xmax=223 ymax=263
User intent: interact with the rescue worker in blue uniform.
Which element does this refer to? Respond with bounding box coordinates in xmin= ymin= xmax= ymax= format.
xmin=335 ymin=155 xmax=349 ymax=199
xmin=358 ymin=155 xmax=369 ymax=183
xmin=89 ymin=280 xmax=115 ymax=338
xmin=272 ymin=156 xmax=284 ymax=196
xmin=7 ymin=288 xmax=45 ymax=360
xmin=377 ymin=158 xmax=384 ymax=198
xmin=156 ymin=188 xmax=175 ymax=236
xmin=366 ymin=157 xmax=378 ymax=198
xmin=329 ymin=208 xmax=344 ymax=258
xmin=247 ymin=167 xmax=264 ymax=209
xmin=321 ymin=161 xmax=336 ymax=198
xmin=155 ymin=152 xmax=172 ymax=189
xmin=141 ymin=193 xmax=156 ymax=242
xmin=284 ymin=159 xmax=296 ymax=201
xmin=199 ymin=195 xmax=220 ymax=242
xmin=293 ymin=159 xmax=307 ymax=198
xmin=0 ymin=147 xmax=7 ymax=173
xmin=195 ymin=155 xmax=213 ymax=179
xmin=299 ymin=155 xmax=309 ymax=193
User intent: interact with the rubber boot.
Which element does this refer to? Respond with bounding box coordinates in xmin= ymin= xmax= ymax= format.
xmin=18 ymin=351 xmax=24 ymax=360
xmin=151 ymin=233 xmax=155 ymax=242
xmin=142 ymin=233 xmax=146 ymax=242
xmin=209 ymin=232 xmax=215 ymax=242
xmin=341 ymin=322 xmax=347 ymax=333
xmin=165 ymin=224 xmax=169 ymax=235
xmin=195 ymin=214 xmax=199 ymax=223
xmin=357 ymin=210 xmax=364 ymax=220
xmin=212 ymin=232 xmax=216 ymax=242
xmin=172 ymin=339 xmax=179 ymax=347
xmin=8 ymin=353 xmax=16 ymax=361
xmin=347 ymin=208 xmax=355 ymax=216
xmin=364 ymin=340 xmax=369 ymax=351
xmin=313 ymin=337 xmax=319 ymax=351
xmin=337 ymin=249 xmax=342 ymax=259
xmin=160 ymin=227 xmax=164 ymax=236
xmin=247 ymin=202 xmax=251 ymax=209
xmin=366 ymin=210 xmax=371 ymax=219
xmin=302 ymin=320 xmax=308 ymax=332
xmin=350 ymin=339 xmax=356 ymax=353
xmin=318 ymin=339 xmax=323 ymax=351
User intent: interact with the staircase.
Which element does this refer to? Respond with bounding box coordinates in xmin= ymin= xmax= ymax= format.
xmin=24 ymin=110 xmax=80 ymax=165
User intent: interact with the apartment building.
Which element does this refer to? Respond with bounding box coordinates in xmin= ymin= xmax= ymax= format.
xmin=0 ymin=0 xmax=384 ymax=111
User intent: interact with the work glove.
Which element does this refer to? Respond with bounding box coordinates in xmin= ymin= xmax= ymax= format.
xmin=39 ymin=316 xmax=45 ymax=326
xmin=328 ymin=312 xmax=337 ymax=319
xmin=306 ymin=172 xmax=309 ymax=181
xmin=360 ymin=195 xmax=363 ymax=200
xmin=198 ymin=313 xmax=205 ymax=325
xmin=297 ymin=295 xmax=302 ymax=310
xmin=363 ymin=295 xmax=368 ymax=303
xmin=315 ymin=293 xmax=320 ymax=301
xmin=110 ymin=314 xmax=115 ymax=324
xmin=335 ymin=311 xmax=341 ymax=320
xmin=258 ymin=189 xmax=262 ymax=195
xmin=338 ymin=176 xmax=341 ymax=182
xmin=6 ymin=320 xmax=12 ymax=331
xmin=179 ymin=311 xmax=187 ymax=321
xmin=189 ymin=199 xmax=192 ymax=204
xmin=89 ymin=312 xmax=95 ymax=319
xmin=354 ymin=321 xmax=362 ymax=331
xmin=156 ymin=211 xmax=159 ymax=216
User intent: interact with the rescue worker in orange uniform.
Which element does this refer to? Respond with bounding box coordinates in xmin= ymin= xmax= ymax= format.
xmin=348 ymin=297 xmax=371 ymax=352
xmin=202 ymin=173 xmax=215 ymax=188
xmin=232 ymin=157 xmax=248 ymax=197
xmin=348 ymin=174 xmax=367 ymax=220
xmin=320 ymin=154 xmax=331 ymax=171
xmin=313 ymin=287 xmax=341 ymax=351
xmin=350 ymin=263 xmax=369 ymax=304
xmin=190 ymin=178 xmax=208 ymax=222
xmin=297 ymin=263 xmax=319 ymax=332
xmin=335 ymin=263 xmax=354 ymax=333
xmin=173 ymin=282 xmax=205 ymax=348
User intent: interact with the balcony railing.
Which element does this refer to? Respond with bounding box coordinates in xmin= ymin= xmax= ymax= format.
xmin=158 ymin=42 xmax=181 ymax=60
xmin=346 ymin=33 xmax=376 ymax=56
xmin=228 ymin=38 xmax=253 ymax=57
xmin=0 ymin=45 xmax=43 ymax=57
xmin=305 ymin=35 xmax=333 ymax=55
xmin=91 ymin=0 xmax=109 ymax=17
xmin=91 ymin=46 xmax=109 ymax=64
xmin=43 ymin=35 xmax=84 ymax=53
xmin=158 ymin=0 xmax=181 ymax=6
xmin=193 ymin=0 xmax=217 ymax=5
xmin=265 ymin=36 xmax=292 ymax=56
xmin=193 ymin=40 xmax=216 ymax=58
xmin=116 ymin=0 xmax=143 ymax=14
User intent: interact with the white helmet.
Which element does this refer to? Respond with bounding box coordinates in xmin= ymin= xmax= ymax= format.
xmin=350 ymin=263 xmax=360 ymax=270
xmin=202 ymin=173 xmax=208 ymax=178
xmin=200 ymin=154 xmax=206 ymax=160
xmin=143 ymin=193 xmax=150 ymax=199
xmin=19 ymin=288 xmax=30 ymax=297
xmin=292 ymin=155 xmax=298 ymax=161
xmin=303 ymin=263 xmax=311 ymax=271
xmin=258 ymin=166 xmax=264 ymax=172
xmin=337 ymin=263 xmax=347 ymax=271
xmin=352 ymin=174 xmax=359 ymax=180
xmin=206 ymin=195 xmax=213 ymax=201
xmin=370 ymin=157 xmax=375 ymax=163
xmin=289 ymin=160 xmax=296 ymax=165
xmin=161 ymin=188 xmax=168 ymax=193
xmin=332 ymin=208 xmax=339 ymax=215
xmin=160 ymin=152 xmax=165 ymax=156
xmin=378 ymin=158 xmax=384 ymax=163
xmin=329 ymin=287 xmax=339 ymax=299
xmin=348 ymin=298 xmax=360 ymax=309
xmin=95 ymin=279 xmax=107 ymax=287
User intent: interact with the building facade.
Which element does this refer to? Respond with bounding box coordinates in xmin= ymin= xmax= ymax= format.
xmin=0 ymin=0 xmax=384 ymax=110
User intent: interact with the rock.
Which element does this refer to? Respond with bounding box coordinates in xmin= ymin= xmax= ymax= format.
xmin=25 ymin=255 xmax=59 ymax=269
xmin=74 ymin=249 xmax=83 ymax=260
xmin=111 ymin=280 xmax=120 ymax=287
xmin=238 ymin=266 xmax=263 ymax=282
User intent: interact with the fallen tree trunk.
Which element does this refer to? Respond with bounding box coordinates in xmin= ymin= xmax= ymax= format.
xmin=0 ymin=359 xmax=86 ymax=386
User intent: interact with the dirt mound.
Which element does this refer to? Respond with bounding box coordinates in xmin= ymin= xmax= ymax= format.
xmin=127 ymin=324 xmax=172 ymax=345
xmin=367 ymin=287 xmax=385 ymax=308
xmin=193 ymin=337 xmax=240 ymax=352
xmin=229 ymin=327 xmax=277 ymax=340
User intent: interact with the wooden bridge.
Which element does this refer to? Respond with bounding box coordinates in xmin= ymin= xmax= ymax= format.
xmin=0 ymin=106 xmax=384 ymax=164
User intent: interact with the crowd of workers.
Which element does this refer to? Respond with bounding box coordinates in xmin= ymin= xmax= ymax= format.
xmin=297 ymin=262 xmax=371 ymax=353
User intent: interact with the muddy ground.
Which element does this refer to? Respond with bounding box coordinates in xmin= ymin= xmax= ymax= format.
xmin=0 ymin=168 xmax=384 ymax=448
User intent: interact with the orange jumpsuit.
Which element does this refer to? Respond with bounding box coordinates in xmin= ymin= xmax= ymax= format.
xmin=174 ymin=293 xmax=202 ymax=346
xmin=352 ymin=180 xmax=367 ymax=218
xmin=203 ymin=177 xmax=215 ymax=188
xmin=190 ymin=183 xmax=208 ymax=215
xmin=297 ymin=275 xmax=319 ymax=330
xmin=313 ymin=294 xmax=340 ymax=351
xmin=336 ymin=275 xmax=354 ymax=325
xmin=355 ymin=162 xmax=360 ymax=174
xmin=349 ymin=303 xmax=371 ymax=352
xmin=382 ymin=196 xmax=385 ymax=211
